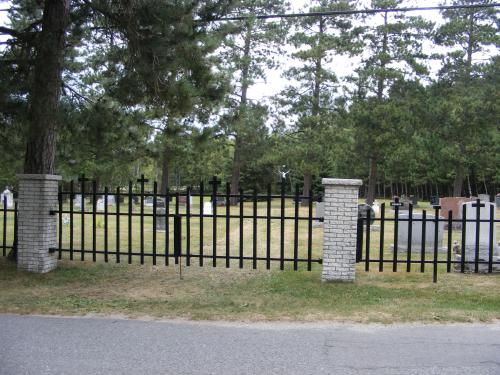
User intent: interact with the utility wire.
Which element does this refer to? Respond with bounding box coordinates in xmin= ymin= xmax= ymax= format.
xmin=212 ymin=3 xmax=499 ymax=22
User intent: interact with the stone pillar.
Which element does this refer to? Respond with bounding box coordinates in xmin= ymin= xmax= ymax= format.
xmin=322 ymin=178 xmax=362 ymax=282
xmin=17 ymin=174 xmax=61 ymax=273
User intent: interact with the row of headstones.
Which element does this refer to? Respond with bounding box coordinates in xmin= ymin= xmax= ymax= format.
xmin=314 ymin=198 xmax=499 ymax=272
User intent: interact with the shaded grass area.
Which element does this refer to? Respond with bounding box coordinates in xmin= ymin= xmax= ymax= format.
xmin=1 ymin=258 xmax=499 ymax=323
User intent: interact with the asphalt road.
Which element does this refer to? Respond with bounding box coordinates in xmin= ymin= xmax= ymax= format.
xmin=1 ymin=315 xmax=499 ymax=375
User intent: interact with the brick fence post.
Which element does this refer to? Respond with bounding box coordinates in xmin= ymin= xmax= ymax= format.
xmin=17 ymin=174 xmax=61 ymax=273
xmin=322 ymin=178 xmax=362 ymax=282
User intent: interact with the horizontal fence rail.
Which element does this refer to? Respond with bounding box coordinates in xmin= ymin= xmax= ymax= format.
xmin=47 ymin=175 xmax=323 ymax=271
xmin=356 ymin=198 xmax=500 ymax=282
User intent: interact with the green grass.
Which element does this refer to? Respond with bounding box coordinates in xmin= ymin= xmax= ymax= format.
xmin=1 ymin=258 xmax=499 ymax=323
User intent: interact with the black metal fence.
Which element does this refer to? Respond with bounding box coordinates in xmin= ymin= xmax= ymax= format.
xmin=356 ymin=198 xmax=500 ymax=282
xmin=1 ymin=196 xmax=17 ymax=257
xmin=49 ymin=175 xmax=323 ymax=271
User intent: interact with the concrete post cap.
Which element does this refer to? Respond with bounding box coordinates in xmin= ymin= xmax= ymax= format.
xmin=322 ymin=178 xmax=362 ymax=186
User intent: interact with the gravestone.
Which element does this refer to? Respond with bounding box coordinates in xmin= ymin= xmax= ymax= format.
xmin=456 ymin=201 xmax=499 ymax=272
xmin=154 ymin=198 xmax=167 ymax=231
xmin=394 ymin=213 xmax=445 ymax=253
xmin=372 ymin=201 xmax=380 ymax=216
xmin=390 ymin=196 xmax=411 ymax=211
xmin=178 ymin=195 xmax=193 ymax=205
xmin=144 ymin=196 xmax=154 ymax=207
xmin=96 ymin=198 xmax=105 ymax=211
xmin=429 ymin=196 xmax=439 ymax=206
xmin=439 ymin=197 xmax=474 ymax=228
xmin=313 ymin=202 xmax=324 ymax=228
xmin=478 ymin=194 xmax=490 ymax=202
xmin=0 ymin=187 xmax=14 ymax=208
xmin=73 ymin=194 xmax=83 ymax=210
xmin=496 ymin=194 xmax=500 ymax=208
xmin=106 ymin=194 xmax=116 ymax=206
xmin=203 ymin=201 xmax=213 ymax=216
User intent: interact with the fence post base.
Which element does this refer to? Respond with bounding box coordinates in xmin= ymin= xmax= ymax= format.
xmin=16 ymin=174 xmax=61 ymax=273
xmin=322 ymin=178 xmax=362 ymax=282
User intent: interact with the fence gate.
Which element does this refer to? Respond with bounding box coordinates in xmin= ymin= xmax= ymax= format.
xmin=48 ymin=175 xmax=323 ymax=271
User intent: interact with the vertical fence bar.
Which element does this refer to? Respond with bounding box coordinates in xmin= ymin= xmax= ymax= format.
xmin=461 ymin=204 xmax=466 ymax=273
xmin=356 ymin=218 xmax=364 ymax=262
xmin=92 ymin=180 xmax=97 ymax=262
xmin=116 ymin=187 xmax=120 ymax=263
xmin=152 ymin=182 xmax=157 ymax=266
xmin=253 ymin=188 xmax=258 ymax=269
xmin=447 ymin=211 xmax=452 ymax=273
xmin=293 ymin=184 xmax=299 ymax=271
xmin=474 ymin=199 xmax=480 ymax=273
xmin=175 ymin=192 xmax=180 ymax=265
xmin=58 ymin=186 xmax=62 ymax=260
xmin=420 ymin=211 xmax=426 ymax=273
xmin=128 ymin=181 xmax=133 ymax=264
xmin=139 ymin=175 xmax=146 ymax=265
xmin=239 ymin=188 xmax=244 ymax=269
xmin=280 ymin=180 xmax=285 ymax=270
xmin=13 ymin=201 xmax=17 ymax=257
xmin=406 ymin=205 xmax=413 ymax=272
xmin=174 ymin=214 xmax=181 ymax=263
xmin=2 ymin=196 xmax=6 ymax=256
xmin=165 ymin=188 xmax=170 ymax=266
xmin=307 ymin=189 xmax=313 ymax=272
xmin=365 ymin=208 xmax=371 ymax=271
xmin=225 ymin=183 xmax=230 ymax=268
xmin=393 ymin=202 xmax=399 ymax=272
xmin=104 ymin=187 xmax=109 ymax=263
xmin=433 ymin=207 xmax=439 ymax=283
xmin=80 ymin=176 xmax=86 ymax=261
xmin=266 ymin=184 xmax=271 ymax=270
xmin=488 ymin=204 xmax=494 ymax=273
xmin=211 ymin=178 xmax=218 ymax=267
xmin=186 ymin=186 xmax=191 ymax=267
xmin=379 ymin=203 xmax=385 ymax=272
xmin=199 ymin=183 xmax=203 ymax=267
xmin=69 ymin=180 xmax=74 ymax=261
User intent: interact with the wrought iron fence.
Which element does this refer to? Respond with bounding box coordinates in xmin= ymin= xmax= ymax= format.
xmin=1 ymin=196 xmax=17 ymax=257
xmin=49 ymin=175 xmax=323 ymax=271
xmin=356 ymin=198 xmax=500 ymax=282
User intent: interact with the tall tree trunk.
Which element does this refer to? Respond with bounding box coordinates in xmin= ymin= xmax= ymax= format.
xmin=160 ymin=147 xmax=170 ymax=195
xmin=366 ymin=157 xmax=377 ymax=205
xmin=453 ymin=163 xmax=465 ymax=197
xmin=302 ymin=17 xmax=324 ymax=206
xmin=302 ymin=170 xmax=312 ymax=202
xmin=366 ymin=11 xmax=388 ymax=206
xmin=230 ymin=136 xmax=242 ymax=205
xmin=24 ymin=0 xmax=69 ymax=174
xmin=230 ymin=23 xmax=251 ymax=205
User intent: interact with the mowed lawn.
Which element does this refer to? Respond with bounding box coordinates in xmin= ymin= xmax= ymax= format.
xmin=0 ymin=199 xmax=499 ymax=322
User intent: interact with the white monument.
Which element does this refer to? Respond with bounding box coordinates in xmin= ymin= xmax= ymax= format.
xmin=0 ymin=187 xmax=14 ymax=208
xmin=203 ymin=201 xmax=213 ymax=216
xmin=73 ymin=194 xmax=83 ymax=209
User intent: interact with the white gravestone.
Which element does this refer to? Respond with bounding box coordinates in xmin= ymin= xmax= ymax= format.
xmin=106 ymin=194 xmax=116 ymax=206
xmin=96 ymin=198 xmax=105 ymax=211
xmin=395 ymin=213 xmax=445 ymax=253
xmin=478 ymin=194 xmax=490 ymax=202
xmin=313 ymin=202 xmax=324 ymax=228
xmin=0 ymin=188 xmax=14 ymax=208
xmin=203 ymin=201 xmax=213 ymax=216
xmin=372 ymin=201 xmax=380 ymax=216
xmin=73 ymin=194 xmax=82 ymax=209
xmin=144 ymin=196 xmax=154 ymax=207
xmin=463 ymin=201 xmax=498 ymax=255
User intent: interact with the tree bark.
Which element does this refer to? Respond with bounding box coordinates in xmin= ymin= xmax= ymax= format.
xmin=229 ymin=23 xmax=251 ymax=205
xmin=366 ymin=157 xmax=377 ymax=205
xmin=452 ymin=163 xmax=465 ymax=197
xmin=24 ymin=0 xmax=70 ymax=174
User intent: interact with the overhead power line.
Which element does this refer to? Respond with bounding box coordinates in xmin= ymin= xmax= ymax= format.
xmin=214 ymin=3 xmax=499 ymax=22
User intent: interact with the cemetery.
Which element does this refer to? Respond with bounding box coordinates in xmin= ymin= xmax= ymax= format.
xmin=0 ymin=0 xmax=498 ymax=327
